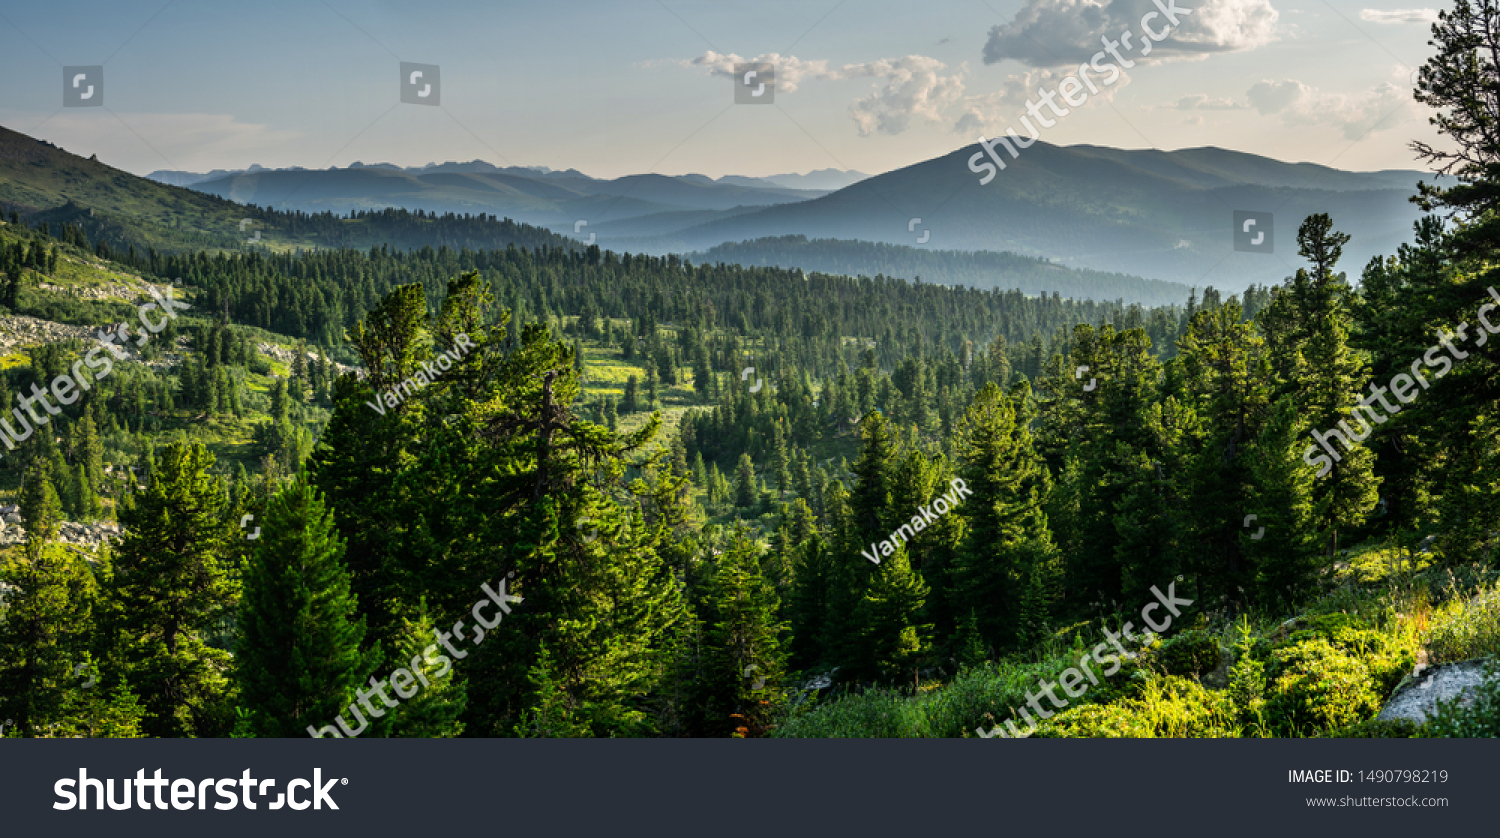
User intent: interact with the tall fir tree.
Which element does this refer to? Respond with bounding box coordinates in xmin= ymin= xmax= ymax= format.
xmin=103 ymin=442 xmax=236 ymax=737
xmin=237 ymin=478 xmax=378 ymax=738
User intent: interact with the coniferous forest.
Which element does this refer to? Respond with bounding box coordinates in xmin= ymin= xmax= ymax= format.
xmin=2 ymin=2 xmax=1500 ymax=744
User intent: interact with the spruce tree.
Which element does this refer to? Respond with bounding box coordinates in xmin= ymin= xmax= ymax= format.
xmin=700 ymin=527 xmax=785 ymax=736
xmin=1246 ymin=396 xmax=1322 ymax=607
xmin=955 ymin=383 xmax=1056 ymax=649
xmin=104 ymin=442 xmax=235 ymax=737
xmin=857 ymin=543 xmax=931 ymax=686
xmin=772 ymin=421 xmax=791 ymax=498
xmin=237 ymin=478 xmax=377 ymax=738
xmin=734 ymin=453 xmax=758 ymax=509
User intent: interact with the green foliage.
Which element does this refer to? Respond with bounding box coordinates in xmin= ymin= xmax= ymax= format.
xmin=514 ymin=642 xmax=592 ymax=738
xmin=1038 ymin=676 xmax=1240 ymax=738
xmin=1425 ymin=583 xmax=1500 ymax=664
xmin=236 ymin=478 xmax=377 ymax=738
xmin=52 ymin=676 xmax=148 ymax=739
xmin=1145 ymin=629 xmax=1222 ymax=678
xmin=1264 ymin=639 xmax=1384 ymax=736
xmin=0 ymin=541 xmax=94 ymax=735
xmin=103 ymin=441 xmax=236 ymax=738
xmin=376 ymin=604 xmax=466 ymax=738
xmin=857 ymin=544 xmax=931 ymax=686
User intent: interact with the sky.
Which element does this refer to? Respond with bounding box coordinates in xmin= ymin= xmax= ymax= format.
xmin=0 ymin=0 xmax=1449 ymax=180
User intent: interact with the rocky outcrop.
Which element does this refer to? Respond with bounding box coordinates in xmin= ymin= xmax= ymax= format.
xmin=1377 ymin=659 xmax=1493 ymax=724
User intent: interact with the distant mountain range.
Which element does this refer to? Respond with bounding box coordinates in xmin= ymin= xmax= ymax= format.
xmin=147 ymin=163 xmax=870 ymax=229
xmin=3 ymin=121 xmax=1441 ymax=303
xmin=0 ymin=125 xmax=571 ymax=254
xmin=148 ymin=162 xmax=869 ymax=193
xmin=616 ymin=143 xmax=1435 ymax=292
xmin=147 ymin=143 xmax=1436 ymax=292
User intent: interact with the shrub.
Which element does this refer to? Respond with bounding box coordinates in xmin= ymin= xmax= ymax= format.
xmin=1284 ymin=612 xmax=1415 ymax=696
xmin=1147 ymin=629 xmax=1221 ymax=678
xmin=771 ymin=688 xmax=914 ymax=738
xmin=1038 ymin=676 xmax=1238 ymax=738
xmin=774 ymin=644 xmax=1140 ymax=738
xmin=1264 ymin=639 xmax=1383 ymax=736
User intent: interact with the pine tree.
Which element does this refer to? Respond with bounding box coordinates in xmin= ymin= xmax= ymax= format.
xmin=734 ymin=453 xmax=757 ymax=509
xmin=75 ymin=405 xmax=104 ymax=494
xmin=772 ymin=421 xmax=791 ymax=499
xmin=700 ymin=527 xmax=785 ymax=736
xmin=622 ymin=375 xmax=639 ymax=414
xmin=52 ymin=674 xmax=148 ymax=739
xmin=787 ymin=533 xmax=835 ymax=669
xmin=72 ymin=462 xmax=98 ymax=521
xmin=0 ymin=457 xmax=93 ymax=736
xmin=955 ymin=382 xmax=1056 ymax=650
xmin=375 ymin=603 xmax=466 ymax=738
xmin=849 ymin=411 xmax=900 ymax=542
xmin=316 ymin=274 xmax=689 ymax=739
xmin=1261 ymin=216 xmax=1381 ymax=561
xmin=104 ymin=442 xmax=236 ymax=737
xmin=514 ymin=642 xmax=591 ymax=737
xmin=955 ymin=609 xmax=988 ymax=669
xmin=693 ymin=346 xmax=713 ymax=400
xmin=1173 ymin=303 xmax=1266 ymax=603
xmin=237 ymin=478 xmax=377 ymax=738
xmin=1246 ymin=396 xmax=1322 ymax=606
xmin=857 ymin=543 xmax=931 ymax=686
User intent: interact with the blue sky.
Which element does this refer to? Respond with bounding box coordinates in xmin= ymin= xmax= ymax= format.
xmin=0 ymin=0 xmax=1448 ymax=179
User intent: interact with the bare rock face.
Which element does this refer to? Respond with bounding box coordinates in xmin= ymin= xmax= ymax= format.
xmin=1377 ymin=659 xmax=1494 ymax=725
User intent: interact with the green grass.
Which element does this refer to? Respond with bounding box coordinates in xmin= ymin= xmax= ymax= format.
xmin=772 ymin=560 xmax=1486 ymax=739
xmin=1425 ymin=580 xmax=1500 ymax=664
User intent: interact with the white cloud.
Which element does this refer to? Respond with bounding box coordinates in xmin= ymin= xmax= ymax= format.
xmin=841 ymin=56 xmax=967 ymax=136
xmin=983 ymin=0 xmax=1279 ymax=68
xmin=683 ymin=51 xmax=968 ymax=136
xmin=683 ymin=51 xmax=836 ymax=93
xmin=1247 ymin=78 xmax=1411 ymax=139
xmin=1359 ymin=8 xmax=1438 ymax=24
xmin=1176 ymin=93 xmax=1244 ymax=109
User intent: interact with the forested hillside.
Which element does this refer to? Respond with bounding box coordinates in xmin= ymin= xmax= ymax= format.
xmin=0 ymin=3 xmax=1498 ymax=742
xmin=691 ymin=235 xmax=1194 ymax=306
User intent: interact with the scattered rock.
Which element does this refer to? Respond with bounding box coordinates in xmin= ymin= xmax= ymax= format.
xmin=256 ymin=342 xmax=356 ymax=375
xmin=0 ymin=519 xmax=121 ymax=550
